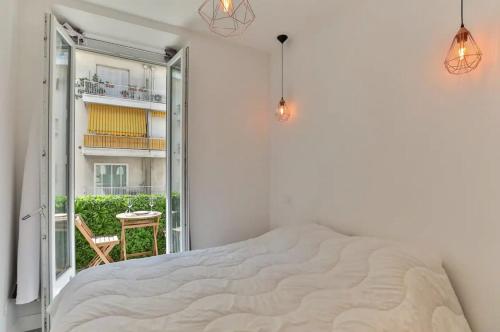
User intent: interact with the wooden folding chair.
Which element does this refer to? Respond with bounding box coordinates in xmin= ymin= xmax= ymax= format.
xmin=75 ymin=214 xmax=120 ymax=268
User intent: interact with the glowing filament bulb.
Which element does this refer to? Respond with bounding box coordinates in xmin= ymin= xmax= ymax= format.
xmin=458 ymin=46 xmax=466 ymax=60
xmin=276 ymin=98 xmax=290 ymax=121
xmin=221 ymin=0 xmax=233 ymax=13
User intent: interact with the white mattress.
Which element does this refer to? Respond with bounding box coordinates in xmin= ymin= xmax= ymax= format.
xmin=49 ymin=224 xmax=471 ymax=332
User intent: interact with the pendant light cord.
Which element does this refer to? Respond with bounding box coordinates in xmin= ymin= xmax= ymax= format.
xmin=281 ymin=42 xmax=284 ymax=99
xmin=277 ymin=35 xmax=288 ymax=100
xmin=461 ymin=0 xmax=464 ymax=27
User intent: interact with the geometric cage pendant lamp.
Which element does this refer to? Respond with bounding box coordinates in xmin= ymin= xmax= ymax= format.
xmin=444 ymin=0 xmax=482 ymax=74
xmin=198 ymin=0 xmax=256 ymax=38
xmin=276 ymin=34 xmax=291 ymax=122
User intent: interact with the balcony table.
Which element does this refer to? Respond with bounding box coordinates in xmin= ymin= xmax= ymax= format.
xmin=116 ymin=211 xmax=162 ymax=260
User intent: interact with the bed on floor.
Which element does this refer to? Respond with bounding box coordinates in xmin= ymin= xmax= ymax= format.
xmin=48 ymin=224 xmax=471 ymax=332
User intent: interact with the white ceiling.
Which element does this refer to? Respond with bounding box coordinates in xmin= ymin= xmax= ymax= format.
xmin=78 ymin=0 xmax=334 ymax=52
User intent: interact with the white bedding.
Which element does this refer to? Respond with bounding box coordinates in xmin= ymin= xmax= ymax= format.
xmin=49 ymin=224 xmax=471 ymax=332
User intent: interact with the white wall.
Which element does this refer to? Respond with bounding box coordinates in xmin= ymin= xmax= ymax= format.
xmin=0 ymin=0 xmax=19 ymax=331
xmin=187 ymin=35 xmax=270 ymax=249
xmin=269 ymin=1 xmax=500 ymax=332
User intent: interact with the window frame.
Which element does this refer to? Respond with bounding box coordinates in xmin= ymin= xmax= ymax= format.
xmin=93 ymin=163 xmax=129 ymax=193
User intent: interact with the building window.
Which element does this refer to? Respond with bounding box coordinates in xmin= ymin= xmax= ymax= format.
xmin=94 ymin=163 xmax=128 ymax=195
xmin=96 ymin=64 xmax=130 ymax=86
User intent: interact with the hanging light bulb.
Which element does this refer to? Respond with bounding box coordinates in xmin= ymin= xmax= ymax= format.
xmin=458 ymin=46 xmax=466 ymax=61
xmin=221 ymin=0 xmax=233 ymax=14
xmin=276 ymin=35 xmax=291 ymax=122
xmin=198 ymin=0 xmax=255 ymax=38
xmin=444 ymin=0 xmax=482 ymax=74
xmin=277 ymin=98 xmax=290 ymax=122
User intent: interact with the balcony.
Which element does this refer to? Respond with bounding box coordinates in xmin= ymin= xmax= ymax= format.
xmin=83 ymin=134 xmax=166 ymax=158
xmin=78 ymin=79 xmax=166 ymax=111
xmin=86 ymin=185 xmax=166 ymax=195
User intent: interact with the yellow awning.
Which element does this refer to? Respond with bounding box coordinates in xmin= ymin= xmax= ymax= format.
xmin=151 ymin=111 xmax=166 ymax=118
xmin=88 ymin=104 xmax=147 ymax=137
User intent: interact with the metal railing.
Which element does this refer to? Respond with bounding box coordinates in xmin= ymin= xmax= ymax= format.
xmin=77 ymin=78 xmax=166 ymax=104
xmin=89 ymin=186 xmax=166 ymax=196
xmin=84 ymin=134 xmax=166 ymax=151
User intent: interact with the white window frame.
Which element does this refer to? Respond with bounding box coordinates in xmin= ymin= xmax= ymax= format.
xmin=42 ymin=15 xmax=189 ymax=331
xmin=41 ymin=14 xmax=77 ymax=331
xmin=166 ymin=48 xmax=189 ymax=253
xmin=93 ymin=163 xmax=129 ymax=193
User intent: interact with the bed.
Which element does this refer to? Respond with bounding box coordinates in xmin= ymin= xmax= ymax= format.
xmin=49 ymin=224 xmax=471 ymax=332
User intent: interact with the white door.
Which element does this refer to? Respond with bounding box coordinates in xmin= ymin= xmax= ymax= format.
xmin=166 ymin=48 xmax=189 ymax=253
xmin=41 ymin=15 xmax=76 ymax=328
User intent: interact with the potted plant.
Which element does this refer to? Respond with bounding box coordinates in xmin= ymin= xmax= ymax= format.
xmin=120 ymin=90 xmax=130 ymax=98
xmin=153 ymin=94 xmax=162 ymax=102
xmin=128 ymin=86 xmax=137 ymax=99
xmin=138 ymin=87 xmax=149 ymax=101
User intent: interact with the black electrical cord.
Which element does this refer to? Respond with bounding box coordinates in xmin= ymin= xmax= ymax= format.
xmin=281 ymin=42 xmax=284 ymax=98
xmin=461 ymin=0 xmax=464 ymax=27
xmin=277 ymin=34 xmax=288 ymax=99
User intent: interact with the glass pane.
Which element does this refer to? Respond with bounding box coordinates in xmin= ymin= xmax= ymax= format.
xmin=170 ymin=62 xmax=183 ymax=253
xmin=53 ymin=32 xmax=71 ymax=277
xmin=96 ymin=165 xmax=110 ymax=187
xmin=95 ymin=165 xmax=103 ymax=187
xmin=102 ymin=165 xmax=112 ymax=187
xmin=95 ymin=164 xmax=111 ymax=195
xmin=112 ymin=165 xmax=127 ymax=188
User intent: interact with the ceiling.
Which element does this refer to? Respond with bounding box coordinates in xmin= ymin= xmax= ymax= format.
xmin=77 ymin=0 xmax=334 ymax=52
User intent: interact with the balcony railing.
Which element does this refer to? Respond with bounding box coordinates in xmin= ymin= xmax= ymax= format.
xmin=84 ymin=134 xmax=166 ymax=151
xmin=88 ymin=186 xmax=166 ymax=196
xmin=77 ymin=79 xmax=166 ymax=104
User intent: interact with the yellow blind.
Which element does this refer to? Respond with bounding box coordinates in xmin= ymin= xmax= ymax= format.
xmin=151 ymin=111 xmax=166 ymax=118
xmin=87 ymin=104 xmax=147 ymax=137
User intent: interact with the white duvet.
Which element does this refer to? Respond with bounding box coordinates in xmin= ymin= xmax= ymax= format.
xmin=49 ymin=224 xmax=471 ymax=332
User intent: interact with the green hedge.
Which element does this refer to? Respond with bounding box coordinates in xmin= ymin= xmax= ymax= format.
xmin=74 ymin=194 xmax=178 ymax=270
xmin=55 ymin=195 xmax=67 ymax=214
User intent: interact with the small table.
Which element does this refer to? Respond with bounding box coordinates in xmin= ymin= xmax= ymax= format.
xmin=116 ymin=211 xmax=162 ymax=260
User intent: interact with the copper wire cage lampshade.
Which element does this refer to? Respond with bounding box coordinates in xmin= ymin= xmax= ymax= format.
xmin=198 ymin=0 xmax=255 ymax=37
xmin=444 ymin=0 xmax=482 ymax=74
